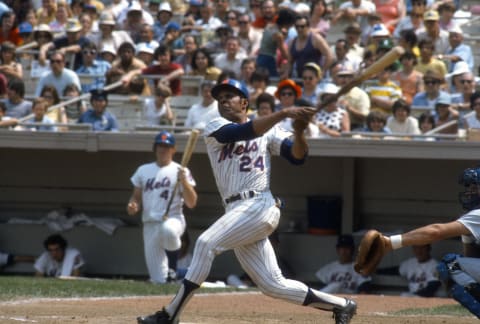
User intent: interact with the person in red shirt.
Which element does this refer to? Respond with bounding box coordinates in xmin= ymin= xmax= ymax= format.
xmin=122 ymin=45 xmax=184 ymax=96
xmin=251 ymin=0 xmax=277 ymax=30
xmin=0 ymin=11 xmax=23 ymax=46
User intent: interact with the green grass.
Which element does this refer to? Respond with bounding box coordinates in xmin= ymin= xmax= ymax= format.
xmin=0 ymin=276 xmax=249 ymax=302
xmin=393 ymin=304 xmax=471 ymax=316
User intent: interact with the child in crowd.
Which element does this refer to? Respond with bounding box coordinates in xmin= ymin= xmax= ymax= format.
xmin=386 ymin=99 xmax=421 ymax=135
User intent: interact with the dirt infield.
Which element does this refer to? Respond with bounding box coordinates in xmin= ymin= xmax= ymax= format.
xmin=0 ymin=292 xmax=474 ymax=324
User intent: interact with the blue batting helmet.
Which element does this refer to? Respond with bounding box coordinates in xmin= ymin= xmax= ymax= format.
xmin=459 ymin=167 xmax=480 ymax=210
xmin=154 ymin=131 xmax=175 ymax=147
xmin=211 ymin=79 xmax=249 ymax=101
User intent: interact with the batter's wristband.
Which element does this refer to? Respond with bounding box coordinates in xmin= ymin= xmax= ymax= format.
xmin=389 ymin=235 xmax=403 ymax=250
xmin=461 ymin=235 xmax=475 ymax=244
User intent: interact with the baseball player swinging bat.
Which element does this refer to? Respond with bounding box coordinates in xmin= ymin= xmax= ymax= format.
xmin=163 ymin=129 xmax=200 ymax=220
xmin=317 ymin=46 xmax=406 ymax=111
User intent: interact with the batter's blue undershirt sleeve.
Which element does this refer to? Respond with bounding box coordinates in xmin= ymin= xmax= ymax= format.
xmin=280 ymin=139 xmax=307 ymax=165
xmin=210 ymin=121 xmax=257 ymax=143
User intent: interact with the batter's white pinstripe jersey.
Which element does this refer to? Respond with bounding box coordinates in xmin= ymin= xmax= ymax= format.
xmin=130 ymin=161 xmax=196 ymax=223
xmin=204 ymin=117 xmax=291 ymax=200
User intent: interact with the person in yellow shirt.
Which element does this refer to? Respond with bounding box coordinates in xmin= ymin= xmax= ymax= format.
xmin=415 ymin=38 xmax=447 ymax=77
xmin=364 ymin=64 xmax=403 ymax=115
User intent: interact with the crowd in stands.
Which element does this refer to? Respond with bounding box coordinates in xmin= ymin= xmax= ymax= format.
xmin=0 ymin=0 xmax=479 ymax=137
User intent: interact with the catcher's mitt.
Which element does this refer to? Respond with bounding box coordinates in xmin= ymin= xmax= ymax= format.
xmin=354 ymin=230 xmax=387 ymax=276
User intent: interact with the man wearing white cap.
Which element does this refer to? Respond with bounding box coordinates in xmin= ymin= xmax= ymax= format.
xmin=442 ymin=25 xmax=474 ymax=73
xmin=116 ymin=1 xmax=154 ymax=29
xmin=91 ymin=12 xmax=134 ymax=53
xmin=416 ymin=10 xmax=449 ymax=55
xmin=153 ymin=2 xmax=173 ymax=42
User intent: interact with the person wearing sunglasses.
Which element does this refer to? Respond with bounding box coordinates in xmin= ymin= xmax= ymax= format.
xmin=274 ymin=79 xmax=302 ymax=111
xmin=451 ymin=72 xmax=478 ymax=112
xmin=412 ymin=69 xmax=449 ymax=109
xmin=285 ymin=15 xmax=333 ymax=79
xmin=237 ymin=13 xmax=261 ymax=57
xmin=76 ymin=42 xmax=111 ymax=93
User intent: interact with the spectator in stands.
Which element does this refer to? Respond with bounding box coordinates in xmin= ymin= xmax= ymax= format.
xmin=252 ymin=0 xmax=277 ymax=30
xmin=286 ymin=15 xmax=333 ymax=79
xmin=343 ymin=23 xmax=364 ymax=63
xmin=364 ymin=64 xmax=402 ymax=115
xmin=333 ymin=63 xmax=370 ymax=130
xmin=418 ymin=111 xmax=435 ymax=134
xmin=2 ymin=78 xmax=32 ymax=119
xmin=174 ymin=34 xmax=198 ymax=74
xmin=34 ymin=234 xmax=85 ymax=277
xmin=248 ymin=67 xmax=276 ymax=104
xmin=76 ymin=42 xmax=111 ymax=93
xmin=135 ymin=43 xmax=155 ymax=67
xmin=236 ymin=13 xmax=261 ymax=57
xmin=0 ymin=11 xmax=22 ymax=46
xmin=464 ymin=92 xmax=480 ymax=130
xmin=386 ymin=99 xmax=421 ymax=135
xmin=393 ymin=0 xmax=426 ymax=39
xmin=415 ymin=38 xmax=447 ymax=77
xmin=393 ymin=51 xmax=424 ymax=105
xmin=78 ymin=89 xmax=119 ymax=131
xmin=0 ymin=250 xmax=34 ymax=269
xmin=214 ymin=36 xmax=247 ymax=79
xmin=39 ymin=18 xmax=91 ymax=71
xmin=451 ymin=72 xmax=476 ymax=112
xmin=433 ymin=92 xmax=458 ymax=134
xmin=252 ymin=92 xmax=275 ymax=119
xmin=143 ymin=83 xmax=174 ymax=126
xmin=23 ymin=97 xmax=57 ymax=131
xmin=315 ymin=234 xmax=372 ymax=294
xmin=36 ymin=0 xmax=57 ymax=25
xmin=398 ymin=29 xmax=420 ymax=57
xmin=215 ymin=0 xmax=231 ymax=23
xmin=30 ymin=24 xmax=53 ymax=57
xmin=316 ymin=83 xmax=351 ymax=137
xmin=256 ymin=8 xmax=296 ymax=78
xmin=194 ymin=1 xmax=223 ymax=33
xmin=204 ymin=25 xmax=235 ymax=57
xmin=121 ymin=3 xmax=154 ymax=42
xmin=416 ymin=10 xmax=449 ymax=54
xmin=310 ymin=0 xmax=331 ymax=38
xmin=360 ymin=110 xmax=390 ymax=133
xmin=412 ymin=69 xmax=449 ymax=109
xmin=137 ymin=23 xmax=159 ymax=51
xmin=0 ymin=101 xmax=18 ymax=128
xmin=399 ymin=244 xmax=442 ymax=297
xmin=442 ymin=25 xmax=474 ymax=73
xmin=188 ymin=48 xmax=221 ymax=81
xmin=239 ymin=58 xmax=256 ymax=90
xmin=48 ymin=0 xmax=72 ymax=34
xmin=122 ymin=45 xmax=184 ymax=96
xmin=372 ymin=0 xmax=406 ymax=33
xmin=35 ymin=51 xmax=82 ymax=98
xmin=106 ymin=42 xmax=148 ymax=95
xmin=90 ymin=12 xmax=133 ymax=54
xmin=300 ymin=62 xmax=323 ymax=107
xmin=18 ymin=22 xmax=34 ymax=45
xmin=161 ymin=22 xmax=183 ymax=55
xmin=153 ymin=2 xmax=174 ymax=43
xmin=100 ymin=44 xmax=116 ymax=64
xmin=274 ymin=79 xmax=301 ymax=112
xmin=330 ymin=0 xmax=376 ymax=32
xmin=62 ymin=83 xmax=88 ymax=123
xmin=0 ymin=41 xmax=22 ymax=81
xmin=78 ymin=11 xmax=97 ymax=40
xmin=40 ymin=84 xmax=68 ymax=124
xmin=437 ymin=1 xmax=457 ymax=32
xmin=184 ymin=80 xmax=219 ymax=129
xmin=332 ymin=39 xmax=361 ymax=74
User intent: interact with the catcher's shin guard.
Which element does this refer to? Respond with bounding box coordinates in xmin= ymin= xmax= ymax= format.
xmin=451 ymin=283 xmax=480 ymax=319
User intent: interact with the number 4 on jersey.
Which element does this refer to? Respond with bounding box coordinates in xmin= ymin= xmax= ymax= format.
xmin=159 ymin=189 xmax=169 ymax=200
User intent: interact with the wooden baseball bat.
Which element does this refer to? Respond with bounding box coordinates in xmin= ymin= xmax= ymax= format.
xmin=163 ymin=129 xmax=201 ymax=220
xmin=317 ymin=46 xmax=406 ymax=111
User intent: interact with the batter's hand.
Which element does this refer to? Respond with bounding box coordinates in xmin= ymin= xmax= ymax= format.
xmin=177 ymin=167 xmax=187 ymax=184
xmin=127 ymin=201 xmax=139 ymax=216
xmin=282 ymin=106 xmax=316 ymax=121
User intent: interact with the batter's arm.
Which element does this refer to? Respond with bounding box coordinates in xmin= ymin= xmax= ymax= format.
xmin=127 ymin=187 xmax=142 ymax=216
xmin=291 ymin=126 xmax=308 ymax=160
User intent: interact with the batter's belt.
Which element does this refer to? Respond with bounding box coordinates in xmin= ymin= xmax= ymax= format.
xmin=224 ymin=190 xmax=258 ymax=204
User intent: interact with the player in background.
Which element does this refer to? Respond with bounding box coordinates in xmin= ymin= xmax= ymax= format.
xmin=127 ymin=131 xmax=197 ymax=284
xmin=316 ymin=234 xmax=372 ymax=294
xmin=137 ymin=79 xmax=357 ymax=324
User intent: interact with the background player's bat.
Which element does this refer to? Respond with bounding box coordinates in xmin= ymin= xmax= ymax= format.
xmin=317 ymin=46 xmax=405 ymax=111
xmin=163 ymin=129 xmax=201 ymax=220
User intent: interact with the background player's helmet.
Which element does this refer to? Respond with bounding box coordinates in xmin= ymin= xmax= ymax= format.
xmin=154 ymin=131 xmax=175 ymax=147
xmin=459 ymin=167 xmax=480 ymax=210
xmin=211 ymin=79 xmax=249 ymax=100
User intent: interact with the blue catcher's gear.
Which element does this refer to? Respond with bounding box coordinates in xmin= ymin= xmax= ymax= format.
xmin=211 ymin=79 xmax=249 ymax=100
xmin=458 ymin=167 xmax=480 ymax=210
xmin=451 ymin=283 xmax=480 ymax=319
xmin=154 ymin=131 xmax=176 ymax=147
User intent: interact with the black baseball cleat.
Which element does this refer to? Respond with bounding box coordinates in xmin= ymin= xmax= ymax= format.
xmin=137 ymin=308 xmax=178 ymax=324
xmin=332 ymin=298 xmax=357 ymax=324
